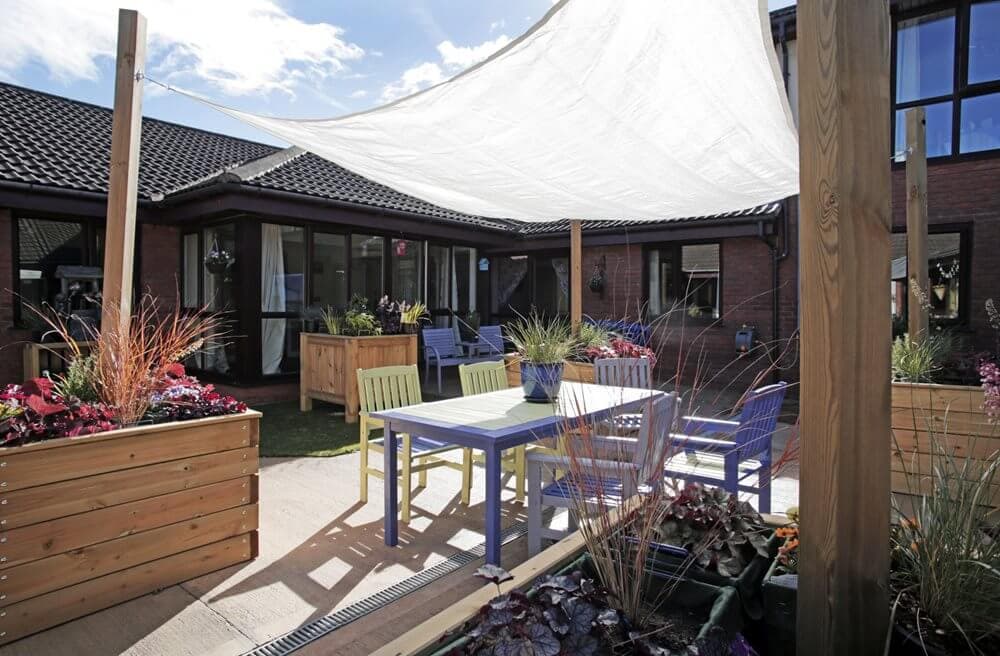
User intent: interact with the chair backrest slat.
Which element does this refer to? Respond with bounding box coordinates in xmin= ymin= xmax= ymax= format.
xmin=476 ymin=325 xmax=504 ymax=355
xmin=734 ymin=382 xmax=787 ymax=460
xmin=357 ymin=365 xmax=423 ymax=414
xmin=422 ymin=328 xmax=461 ymax=358
xmin=594 ymin=357 xmax=651 ymax=390
xmin=633 ymin=392 xmax=679 ymax=484
xmin=459 ymin=360 xmax=508 ymax=396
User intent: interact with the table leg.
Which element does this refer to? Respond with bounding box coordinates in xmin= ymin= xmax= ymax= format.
xmin=384 ymin=422 xmax=399 ymax=547
xmin=485 ymin=446 xmax=502 ymax=565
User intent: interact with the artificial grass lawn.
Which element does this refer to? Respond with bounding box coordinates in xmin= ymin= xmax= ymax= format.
xmin=258 ymin=400 xmax=360 ymax=457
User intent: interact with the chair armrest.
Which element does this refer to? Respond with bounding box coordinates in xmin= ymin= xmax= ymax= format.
xmin=668 ymin=433 xmax=739 ymax=453
xmin=423 ymin=345 xmax=442 ymax=362
xmin=526 ymin=451 xmax=636 ymax=477
xmin=682 ymin=415 xmax=740 ymax=435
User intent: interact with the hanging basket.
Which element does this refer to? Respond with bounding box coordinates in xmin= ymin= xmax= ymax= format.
xmin=204 ymin=235 xmax=234 ymax=275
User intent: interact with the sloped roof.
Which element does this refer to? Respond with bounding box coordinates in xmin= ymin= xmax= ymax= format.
xmin=0 ymin=82 xmax=784 ymax=236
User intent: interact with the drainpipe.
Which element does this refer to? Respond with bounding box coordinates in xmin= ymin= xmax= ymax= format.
xmin=757 ymin=212 xmax=789 ymax=384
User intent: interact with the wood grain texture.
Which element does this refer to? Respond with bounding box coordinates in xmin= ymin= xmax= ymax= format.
xmin=570 ymin=220 xmax=582 ymax=334
xmin=21 ymin=342 xmax=97 ymax=381
xmin=905 ymin=107 xmax=929 ymax=342
xmin=797 ymin=0 xmax=892 ymax=653
xmin=100 ymin=9 xmax=146 ymax=331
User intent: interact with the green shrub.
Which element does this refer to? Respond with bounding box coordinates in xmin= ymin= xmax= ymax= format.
xmin=54 ymin=354 xmax=98 ymax=402
xmin=506 ymin=312 xmax=576 ymax=364
xmin=577 ymin=322 xmax=612 ymax=350
xmin=891 ymin=331 xmax=958 ymax=383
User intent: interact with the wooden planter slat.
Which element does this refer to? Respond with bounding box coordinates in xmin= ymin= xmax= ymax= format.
xmin=1 ymin=416 xmax=256 ymax=492
xmin=3 ymin=476 xmax=254 ymax=569
xmin=3 ymin=503 xmax=258 ymax=606
xmin=0 ymin=412 xmax=260 ymax=646
xmin=300 ymin=333 xmax=418 ymax=423
xmin=1 ymin=445 xmax=257 ymax=531
xmin=1 ymin=533 xmax=253 ymax=645
xmin=891 ymin=382 xmax=999 ymax=506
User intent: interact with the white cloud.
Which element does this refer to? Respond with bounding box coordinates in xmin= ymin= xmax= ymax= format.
xmin=489 ymin=19 xmax=505 ymax=33
xmin=0 ymin=0 xmax=365 ymax=97
xmin=436 ymin=35 xmax=512 ymax=71
xmin=379 ymin=34 xmax=510 ymax=104
xmin=349 ymin=89 xmax=368 ymax=99
xmin=379 ymin=62 xmax=443 ymax=103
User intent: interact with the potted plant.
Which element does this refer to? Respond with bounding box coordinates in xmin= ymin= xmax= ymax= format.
xmin=203 ymin=236 xmax=233 ymax=275
xmin=400 ymin=301 xmax=429 ymax=334
xmin=505 ymin=313 xmax=576 ymax=403
xmin=648 ymin=483 xmax=778 ymax=618
xmin=375 ymin=296 xmax=402 ymax=335
xmin=762 ymin=509 xmax=799 ymax=655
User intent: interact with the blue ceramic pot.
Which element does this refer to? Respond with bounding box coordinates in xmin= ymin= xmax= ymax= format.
xmin=520 ymin=361 xmax=564 ymax=402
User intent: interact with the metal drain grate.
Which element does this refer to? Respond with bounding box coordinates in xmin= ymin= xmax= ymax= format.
xmin=242 ymin=521 xmax=528 ymax=656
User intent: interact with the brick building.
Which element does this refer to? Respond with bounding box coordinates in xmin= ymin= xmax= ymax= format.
xmin=1 ymin=0 xmax=997 ymax=396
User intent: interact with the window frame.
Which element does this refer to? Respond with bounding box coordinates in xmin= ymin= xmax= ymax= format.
xmin=12 ymin=213 xmax=105 ymax=327
xmin=642 ymin=241 xmax=723 ymax=323
xmin=891 ymin=0 xmax=1000 ymax=162
xmin=891 ymin=223 xmax=973 ymax=327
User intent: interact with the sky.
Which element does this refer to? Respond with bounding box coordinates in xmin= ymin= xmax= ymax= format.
xmin=0 ymin=0 xmax=796 ymax=146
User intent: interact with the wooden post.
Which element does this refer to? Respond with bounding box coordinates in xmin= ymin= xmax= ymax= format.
xmin=100 ymin=9 xmax=146 ymax=333
xmin=906 ymin=107 xmax=929 ymax=342
xmin=570 ymin=219 xmax=582 ymax=334
xmin=797 ymin=1 xmax=891 ymax=654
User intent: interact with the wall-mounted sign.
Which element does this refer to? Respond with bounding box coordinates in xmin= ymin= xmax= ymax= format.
xmin=478 ymin=257 xmax=490 ymax=271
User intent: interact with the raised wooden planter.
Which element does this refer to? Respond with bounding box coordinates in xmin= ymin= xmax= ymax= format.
xmin=300 ymin=333 xmax=418 ymax=423
xmin=0 ymin=411 xmax=261 ymax=645
xmin=891 ymin=381 xmax=999 ymax=504
xmin=502 ymin=354 xmax=595 ymax=388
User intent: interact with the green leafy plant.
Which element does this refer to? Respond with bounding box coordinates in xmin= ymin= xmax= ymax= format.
xmin=655 ymin=482 xmax=772 ymax=578
xmin=891 ymin=331 xmax=958 ymax=383
xmin=53 ymin=353 xmax=98 ymax=402
xmin=343 ymin=309 xmax=381 ymax=336
xmin=891 ymin=433 xmax=1000 ymax=654
xmin=320 ymin=307 xmax=342 ymax=335
xmin=505 ymin=312 xmax=577 ymax=364
xmin=577 ymin=321 xmax=612 ymax=350
xmin=400 ymin=301 xmax=429 ymax=325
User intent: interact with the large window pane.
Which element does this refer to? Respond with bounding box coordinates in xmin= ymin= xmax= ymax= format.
xmin=890 ymin=232 xmax=963 ymax=329
xmin=681 ymin=244 xmax=720 ymax=320
xmin=350 ymin=234 xmax=384 ymax=305
xmin=969 ymin=1 xmax=1000 ymax=84
xmin=261 ymin=224 xmax=305 ymax=314
xmin=427 ymin=244 xmax=450 ymax=327
xmin=894 ymin=101 xmax=953 ymax=159
xmin=312 ymin=232 xmax=347 ymax=309
xmin=17 ymin=218 xmax=89 ymax=323
xmin=960 ymin=93 xmax=1000 ymax=154
xmin=261 ymin=318 xmax=300 ymax=375
xmin=452 ymin=246 xmax=477 ymax=314
xmin=203 ymin=224 xmax=236 ymax=311
xmin=533 ymin=256 xmax=569 ymax=315
xmin=494 ymin=255 xmax=530 ymax=318
xmin=895 ymin=11 xmax=955 ymax=103
xmin=390 ymin=238 xmax=424 ymax=303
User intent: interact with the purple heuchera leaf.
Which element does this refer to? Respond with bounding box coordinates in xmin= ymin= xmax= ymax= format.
xmin=475 ymin=564 xmax=514 ymax=585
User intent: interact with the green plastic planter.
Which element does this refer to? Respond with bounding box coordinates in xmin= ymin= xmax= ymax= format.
xmin=761 ymin=558 xmax=797 ymax=655
xmin=421 ymin=553 xmax=742 ymax=656
xmin=642 ymin=532 xmax=780 ymax=619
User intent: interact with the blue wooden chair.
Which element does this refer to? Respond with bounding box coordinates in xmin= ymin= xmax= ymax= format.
xmin=526 ymin=392 xmax=679 ymax=555
xmin=663 ymin=382 xmax=788 ymax=513
xmin=422 ymin=327 xmax=468 ymax=393
xmin=469 ymin=325 xmax=504 ymax=357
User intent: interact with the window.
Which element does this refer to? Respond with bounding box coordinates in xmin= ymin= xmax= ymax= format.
xmin=427 ymin=244 xmax=450 ymax=327
xmin=893 ymin=1 xmax=1000 ymax=158
xmin=312 ymin=232 xmax=347 ymax=310
xmin=390 ymin=238 xmax=424 ymax=303
xmin=261 ymin=224 xmax=305 ymax=375
xmin=647 ymin=243 xmax=720 ymax=320
xmin=182 ymin=233 xmax=199 ymax=309
xmin=350 ymin=234 xmax=384 ymax=304
xmin=452 ymin=246 xmax=477 ymax=314
xmin=16 ymin=217 xmax=102 ymax=330
xmin=493 ymin=255 xmax=530 ymax=319
xmin=890 ymin=230 xmax=967 ymax=330
xmin=532 ymin=256 xmax=569 ymax=316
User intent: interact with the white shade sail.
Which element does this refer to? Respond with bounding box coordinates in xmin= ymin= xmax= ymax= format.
xmin=214 ymin=0 xmax=799 ymax=223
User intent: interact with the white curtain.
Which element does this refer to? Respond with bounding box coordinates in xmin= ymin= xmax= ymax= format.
xmin=896 ymin=21 xmax=921 ymax=104
xmin=551 ymin=259 xmax=569 ymax=313
xmin=261 ymin=224 xmax=287 ymax=375
xmin=497 ymin=257 xmax=529 ymax=308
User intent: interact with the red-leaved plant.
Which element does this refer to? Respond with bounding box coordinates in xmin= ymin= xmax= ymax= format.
xmin=0 ymin=378 xmax=116 ymax=446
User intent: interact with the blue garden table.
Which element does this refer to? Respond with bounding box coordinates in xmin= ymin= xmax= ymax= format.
xmin=373 ymin=381 xmax=662 ymax=565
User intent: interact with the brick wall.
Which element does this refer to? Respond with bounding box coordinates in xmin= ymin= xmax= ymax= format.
xmin=891 ymin=157 xmax=1000 ymax=353
xmin=139 ymin=223 xmax=181 ymax=306
xmin=579 ymin=223 xmax=801 ymax=393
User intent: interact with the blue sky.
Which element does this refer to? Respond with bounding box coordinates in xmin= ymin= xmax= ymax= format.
xmin=0 ymin=1 xmax=796 ymax=146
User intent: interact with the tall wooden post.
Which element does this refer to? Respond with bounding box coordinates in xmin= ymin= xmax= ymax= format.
xmin=906 ymin=107 xmax=929 ymax=342
xmin=570 ymin=220 xmax=582 ymax=334
xmin=797 ymin=1 xmax=892 ymax=654
xmin=100 ymin=9 xmax=147 ymax=333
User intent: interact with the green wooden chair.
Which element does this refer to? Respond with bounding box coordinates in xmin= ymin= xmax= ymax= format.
xmin=458 ymin=360 xmax=528 ymax=502
xmin=358 ymin=365 xmax=472 ymax=523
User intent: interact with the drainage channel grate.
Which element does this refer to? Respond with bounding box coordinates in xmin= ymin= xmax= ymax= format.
xmin=243 ymin=521 xmax=528 ymax=656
